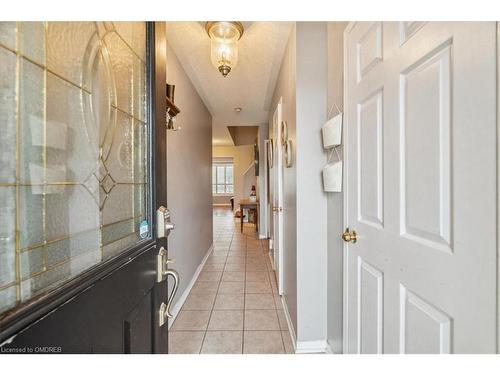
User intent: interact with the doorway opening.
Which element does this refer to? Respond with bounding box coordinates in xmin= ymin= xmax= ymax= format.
xmin=164 ymin=21 xmax=294 ymax=354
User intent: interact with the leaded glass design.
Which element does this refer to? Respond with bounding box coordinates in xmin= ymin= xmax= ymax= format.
xmin=0 ymin=22 xmax=150 ymax=315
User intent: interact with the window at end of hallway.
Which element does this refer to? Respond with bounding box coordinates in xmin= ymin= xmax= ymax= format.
xmin=212 ymin=159 xmax=234 ymax=195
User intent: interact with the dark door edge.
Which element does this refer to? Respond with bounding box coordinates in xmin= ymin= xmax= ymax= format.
xmin=0 ymin=240 xmax=157 ymax=344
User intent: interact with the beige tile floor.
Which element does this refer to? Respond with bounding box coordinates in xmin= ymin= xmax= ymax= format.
xmin=169 ymin=207 xmax=294 ymax=354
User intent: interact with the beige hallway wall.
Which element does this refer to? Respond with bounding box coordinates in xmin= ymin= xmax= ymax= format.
xmin=270 ymin=22 xmax=330 ymax=351
xmin=269 ymin=24 xmax=298 ymax=337
xmin=166 ymin=40 xmax=213 ymax=308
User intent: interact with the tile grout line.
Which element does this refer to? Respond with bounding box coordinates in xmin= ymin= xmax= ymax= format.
xmin=263 ymin=234 xmax=284 ymax=351
xmin=198 ymin=227 xmax=227 ymax=353
xmin=262 ymin=236 xmax=286 ymax=353
xmin=265 ymin=237 xmax=286 ymax=353
xmin=242 ymin=227 xmax=247 ymax=354
xmin=200 ymin=217 xmax=236 ymax=353
xmin=173 ymin=209 xmax=287 ymax=354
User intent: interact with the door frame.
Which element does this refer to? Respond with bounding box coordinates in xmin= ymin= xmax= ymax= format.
xmin=341 ymin=21 xmax=356 ymax=354
xmin=152 ymin=21 xmax=168 ymax=353
xmin=264 ymin=139 xmax=271 ymax=239
xmin=496 ymin=21 xmax=500 ymax=354
xmin=0 ymin=22 xmax=168 ymax=352
xmin=272 ymin=97 xmax=284 ymax=295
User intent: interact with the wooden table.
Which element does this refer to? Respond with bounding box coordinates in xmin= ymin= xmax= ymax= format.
xmin=239 ymin=198 xmax=259 ymax=233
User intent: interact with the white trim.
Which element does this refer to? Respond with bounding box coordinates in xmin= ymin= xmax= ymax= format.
xmin=326 ymin=339 xmax=340 ymax=354
xmin=296 ymin=340 xmax=329 ymax=354
xmin=279 ymin=284 xmax=330 ymax=354
xmin=280 ymin=294 xmax=297 ymax=353
xmin=263 ymin=139 xmax=270 ymax=239
xmin=267 ymin=249 xmax=275 ymax=271
xmin=325 ymin=342 xmax=334 ymax=354
xmin=242 ymin=162 xmax=255 ymax=176
xmin=168 ymin=244 xmax=213 ymax=329
xmin=273 ymin=98 xmax=285 ymax=296
xmin=496 ymin=21 xmax=500 ymax=354
xmin=212 ymin=157 xmax=234 ymax=164
xmin=258 ymin=234 xmax=267 ymax=239
xmin=341 ymin=22 xmax=354 ymax=355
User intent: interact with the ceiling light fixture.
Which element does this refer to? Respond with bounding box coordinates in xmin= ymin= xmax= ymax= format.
xmin=205 ymin=21 xmax=244 ymax=78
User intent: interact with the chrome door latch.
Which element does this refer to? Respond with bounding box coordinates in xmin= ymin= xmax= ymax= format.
xmin=157 ymin=206 xmax=175 ymax=238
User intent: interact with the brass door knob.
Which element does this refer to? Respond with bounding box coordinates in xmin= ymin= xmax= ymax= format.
xmin=342 ymin=228 xmax=357 ymax=243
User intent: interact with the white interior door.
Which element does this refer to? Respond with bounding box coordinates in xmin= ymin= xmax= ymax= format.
xmin=344 ymin=22 xmax=497 ymax=354
xmin=272 ymin=99 xmax=284 ymax=295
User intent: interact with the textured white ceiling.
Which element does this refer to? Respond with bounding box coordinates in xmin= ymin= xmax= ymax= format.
xmin=165 ymin=21 xmax=292 ymax=146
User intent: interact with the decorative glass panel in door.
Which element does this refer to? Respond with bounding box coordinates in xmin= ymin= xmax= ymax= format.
xmin=0 ymin=22 xmax=150 ymax=315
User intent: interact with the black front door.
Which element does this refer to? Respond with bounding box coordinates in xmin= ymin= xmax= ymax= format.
xmin=0 ymin=21 xmax=170 ymax=354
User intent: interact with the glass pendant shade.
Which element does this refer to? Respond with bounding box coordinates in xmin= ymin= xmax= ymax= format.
xmin=206 ymin=22 xmax=243 ymax=77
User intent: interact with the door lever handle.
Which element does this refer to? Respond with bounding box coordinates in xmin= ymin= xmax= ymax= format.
xmin=164 ymin=269 xmax=179 ymax=318
xmin=159 ymin=268 xmax=179 ymax=326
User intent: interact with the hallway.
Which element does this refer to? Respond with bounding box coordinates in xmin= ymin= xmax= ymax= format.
xmin=1 ymin=17 xmax=499 ymax=359
xmin=169 ymin=207 xmax=294 ymax=354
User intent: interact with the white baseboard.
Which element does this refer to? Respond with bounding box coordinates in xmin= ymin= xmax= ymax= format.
xmin=280 ymin=295 xmax=297 ymax=353
xmin=168 ymin=244 xmax=213 ymax=329
xmin=325 ymin=339 xmax=339 ymax=354
xmin=280 ymin=295 xmax=330 ymax=354
xmin=259 ymin=234 xmax=267 ymax=239
xmin=267 ymin=250 xmax=275 ymax=271
xmin=325 ymin=342 xmax=334 ymax=354
xmin=296 ymin=340 xmax=329 ymax=354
